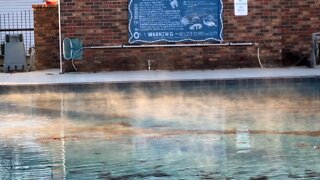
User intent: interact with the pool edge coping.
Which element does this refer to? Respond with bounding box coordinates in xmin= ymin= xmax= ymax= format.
xmin=0 ymin=75 xmax=319 ymax=88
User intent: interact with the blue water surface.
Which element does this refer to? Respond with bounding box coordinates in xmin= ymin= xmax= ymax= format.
xmin=0 ymin=80 xmax=320 ymax=179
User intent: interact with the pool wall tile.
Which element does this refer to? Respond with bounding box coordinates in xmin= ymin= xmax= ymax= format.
xmin=1 ymin=76 xmax=320 ymax=95
xmin=239 ymin=79 xmax=248 ymax=88
xmin=216 ymin=80 xmax=225 ymax=88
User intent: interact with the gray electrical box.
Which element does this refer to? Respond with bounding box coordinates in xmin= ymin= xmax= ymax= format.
xmin=310 ymin=32 xmax=320 ymax=68
xmin=3 ymin=34 xmax=27 ymax=72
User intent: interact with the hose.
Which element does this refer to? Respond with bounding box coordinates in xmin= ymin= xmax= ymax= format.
xmin=257 ymin=47 xmax=264 ymax=68
xmin=71 ymin=57 xmax=78 ymax=72
xmin=71 ymin=48 xmax=84 ymax=72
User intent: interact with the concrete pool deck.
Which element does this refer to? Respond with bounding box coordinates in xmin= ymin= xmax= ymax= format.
xmin=0 ymin=66 xmax=320 ymax=85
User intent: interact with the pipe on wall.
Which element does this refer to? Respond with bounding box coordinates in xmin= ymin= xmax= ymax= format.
xmin=83 ymin=42 xmax=255 ymax=49
xmin=66 ymin=42 xmax=259 ymax=72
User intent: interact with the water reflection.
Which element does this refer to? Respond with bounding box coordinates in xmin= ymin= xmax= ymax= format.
xmin=0 ymin=84 xmax=320 ymax=179
xmin=236 ymin=124 xmax=251 ymax=153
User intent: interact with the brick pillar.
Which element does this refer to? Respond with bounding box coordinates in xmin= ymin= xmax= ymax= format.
xmin=33 ymin=4 xmax=59 ymax=70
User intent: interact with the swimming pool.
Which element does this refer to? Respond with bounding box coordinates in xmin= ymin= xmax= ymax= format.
xmin=0 ymin=78 xmax=320 ymax=179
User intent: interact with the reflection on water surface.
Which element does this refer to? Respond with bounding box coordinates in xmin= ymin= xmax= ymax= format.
xmin=0 ymin=82 xmax=320 ymax=179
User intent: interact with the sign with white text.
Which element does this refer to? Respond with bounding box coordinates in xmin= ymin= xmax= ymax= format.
xmin=234 ymin=0 xmax=248 ymax=16
xmin=128 ymin=0 xmax=223 ymax=43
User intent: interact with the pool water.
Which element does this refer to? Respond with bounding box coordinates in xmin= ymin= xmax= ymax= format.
xmin=0 ymin=81 xmax=320 ymax=179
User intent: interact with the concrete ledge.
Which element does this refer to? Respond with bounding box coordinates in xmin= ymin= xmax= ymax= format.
xmin=0 ymin=67 xmax=320 ymax=86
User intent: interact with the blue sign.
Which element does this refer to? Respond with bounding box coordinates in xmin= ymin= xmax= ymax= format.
xmin=128 ymin=0 xmax=223 ymax=44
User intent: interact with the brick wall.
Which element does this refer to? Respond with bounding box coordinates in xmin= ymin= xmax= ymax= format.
xmin=281 ymin=0 xmax=320 ymax=64
xmin=56 ymin=0 xmax=320 ymax=72
xmin=33 ymin=4 xmax=60 ymax=70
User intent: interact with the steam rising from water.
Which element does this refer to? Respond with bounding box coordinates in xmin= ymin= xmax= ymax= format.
xmin=1 ymin=88 xmax=320 ymax=139
xmin=1 ymin=86 xmax=320 ymax=179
